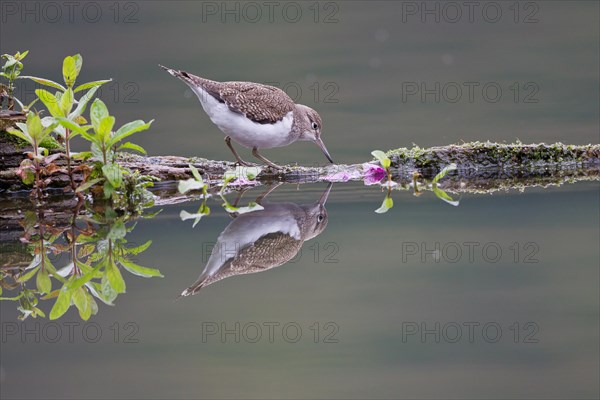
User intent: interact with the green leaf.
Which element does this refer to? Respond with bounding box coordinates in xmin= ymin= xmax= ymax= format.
xmin=75 ymin=177 xmax=104 ymax=193
xmin=375 ymin=195 xmax=394 ymax=214
xmin=371 ymin=150 xmax=391 ymax=169
xmin=66 ymin=262 xmax=102 ymax=291
xmin=20 ymin=76 xmax=66 ymax=91
xmin=90 ymin=98 xmax=109 ymax=132
xmin=87 ymin=291 xmax=99 ymax=316
xmin=62 ymin=55 xmax=81 ymax=87
xmin=17 ymin=265 xmax=40 ymax=283
xmin=189 ymin=164 xmax=203 ymax=182
xmin=432 ymin=163 xmax=458 ymax=184
xmin=55 ymin=117 xmax=94 ymax=141
xmin=60 ymin=87 xmax=74 ymax=116
xmin=102 ymin=163 xmax=123 ymax=188
xmin=36 ymin=268 xmax=52 ymax=294
xmin=6 ymin=127 xmax=31 ymax=144
xmin=106 ymin=262 xmax=126 ymax=294
xmin=103 ymin=181 xmax=115 ymax=199
xmin=108 ymin=220 xmax=127 ymax=240
xmin=72 ymin=287 xmax=91 ymax=320
xmin=126 ymin=240 xmax=152 ymax=256
xmin=221 ymin=195 xmax=264 ymax=214
xmin=244 ymin=166 xmax=262 ymax=180
xmin=43 ymin=256 xmax=66 ymax=284
xmin=35 ymin=89 xmax=64 ymax=118
xmin=72 ymin=151 xmax=93 ymax=161
xmin=49 ymin=287 xmax=72 ymax=320
xmin=69 ymin=86 xmax=99 ymax=119
xmin=180 ymin=209 xmax=209 ymax=228
xmin=2 ymin=57 xmax=18 ymax=68
xmin=26 ymin=112 xmax=46 ymax=142
xmin=117 ymin=141 xmax=146 ymax=154
xmin=98 ymin=277 xmax=117 ymax=305
xmin=0 ymin=294 xmax=24 ymax=301
xmin=120 ymin=259 xmax=163 ymax=278
xmin=220 ymin=175 xmax=236 ymax=194
xmin=108 ymin=119 xmax=153 ymax=148
xmin=98 ymin=115 xmax=116 ymax=142
xmin=74 ymin=79 xmax=112 ymax=93
xmin=432 ymin=185 xmax=460 ymax=206
xmin=178 ymin=178 xmax=206 ymax=194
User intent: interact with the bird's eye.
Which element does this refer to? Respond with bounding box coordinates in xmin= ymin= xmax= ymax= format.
xmin=311 ymin=122 xmax=319 ymax=130
xmin=317 ymin=214 xmax=324 ymax=222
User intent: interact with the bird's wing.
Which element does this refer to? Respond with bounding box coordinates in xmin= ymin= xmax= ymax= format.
xmin=160 ymin=66 xmax=295 ymax=124
xmin=218 ymin=82 xmax=295 ymax=124
xmin=192 ymin=232 xmax=303 ymax=291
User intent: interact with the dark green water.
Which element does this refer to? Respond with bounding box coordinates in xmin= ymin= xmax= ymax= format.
xmin=1 ymin=1 xmax=599 ymax=399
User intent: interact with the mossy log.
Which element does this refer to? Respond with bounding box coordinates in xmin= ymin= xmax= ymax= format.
xmin=1 ymin=130 xmax=599 ymax=191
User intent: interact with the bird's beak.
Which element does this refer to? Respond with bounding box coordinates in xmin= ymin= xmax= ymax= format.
xmin=318 ymin=182 xmax=334 ymax=206
xmin=315 ymin=137 xmax=334 ymax=164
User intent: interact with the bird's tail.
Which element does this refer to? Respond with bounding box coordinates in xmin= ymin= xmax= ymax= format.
xmin=177 ymin=275 xmax=209 ymax=299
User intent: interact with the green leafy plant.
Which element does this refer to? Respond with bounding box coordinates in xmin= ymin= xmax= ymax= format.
xmin=371 ymin=150 xmax=392 ymax=182
xmin=1 ymin=50 xmax=28 ymax=110
xmin=6 ymin=112 xmax=58 ymax=199
xmin=58 ymin=98 xmax=153 ymax=201
xmin=219 ymin=166 xmax=264 ymax=214
xmin=431 ymin=163 xmax=459 ymax=206
xmin=25 ymin=54 xmax=111 ymax=190
xmin=178 ymin=165 xmax=211 ymax=227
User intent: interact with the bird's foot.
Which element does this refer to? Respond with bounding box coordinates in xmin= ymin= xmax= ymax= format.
xmin=235 ymin=160 xmax=259 ymax=167
xmin=265 ymin=163 xmax=283 ymax=171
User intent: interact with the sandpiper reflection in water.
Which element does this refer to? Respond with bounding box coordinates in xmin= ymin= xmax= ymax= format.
xmin=180 ymin=183 xmax=333 ymax=296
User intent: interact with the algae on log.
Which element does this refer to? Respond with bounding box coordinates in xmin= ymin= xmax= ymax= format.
xmin=387 ymin=142 xmax=600 ymax=175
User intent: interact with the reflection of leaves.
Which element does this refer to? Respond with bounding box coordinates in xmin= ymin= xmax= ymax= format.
xmin=432 ymin=163 xmax=457 ymax=184
xmin=107 ymin=220 xmax=126 ymax=239
xmin=432 ymin=185 xmax=460 ymax=206
xmin=49 ymin=288 xmax=71 ymax=320
xmin=178 ymin=178 xmax=206 ymax=194
xmin=106 ymin=261 xmax=126 ymax=294
xmin=120 ymin=260 xmax=163 ymax=278
xmin=36 ymin=268 xmax=51 ymax=294
xmin=220 ymin=194 xmax=264 ymax=214
xmin=375 ymin=195 xmax=394 ymax=214
xmin=179 ymin=167 xmax=211 ymax=227
xmin=2 ymin=201 xmax=162 ymax=321
xmin=179 ymin=164 xmax=207 ymax=194
xmin=432 ymin=163 xmax=459 ymax=206
xmin=180 ymin=205 xmax=210 ymax=228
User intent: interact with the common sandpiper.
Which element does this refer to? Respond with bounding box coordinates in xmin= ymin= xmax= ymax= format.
xmin=159 ymin=65 xmax=334 ymax=169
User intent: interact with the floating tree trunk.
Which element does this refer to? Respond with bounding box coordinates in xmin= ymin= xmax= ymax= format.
xmin=2 ymin=130 xmax=599 ymax=191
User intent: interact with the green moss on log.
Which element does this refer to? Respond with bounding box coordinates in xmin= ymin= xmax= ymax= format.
xmin=386 ymin=142 xmax=600 ymax=171
xmin=0 ymin=130 xmax=63 ymax=151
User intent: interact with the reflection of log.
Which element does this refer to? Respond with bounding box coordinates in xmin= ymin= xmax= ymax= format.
xmin=2 ymin=165 xmax=599 ymax=230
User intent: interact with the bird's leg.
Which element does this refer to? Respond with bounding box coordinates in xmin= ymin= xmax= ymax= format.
xmin=255 ymin=182 xmax=284 ymax=205
xmin=252 ymin=147 xmax=283 ymax=170
xmin=232 ymin=186 xmax=253 ymax=207
xmin=225 ymin=136 xmax=257 ymax=167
